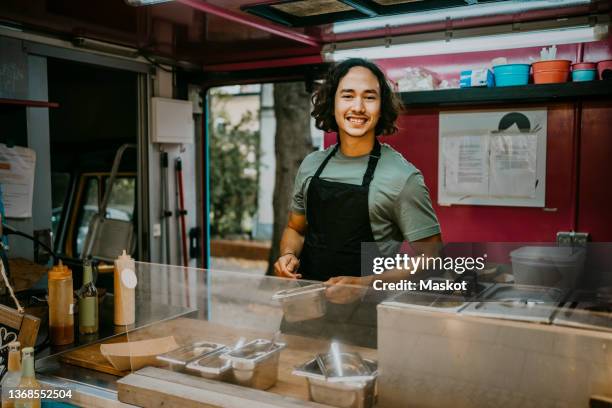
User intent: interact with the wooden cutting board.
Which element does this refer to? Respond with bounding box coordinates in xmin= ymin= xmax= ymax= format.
xmin=60 ymin=335 xmax=129 ymax=376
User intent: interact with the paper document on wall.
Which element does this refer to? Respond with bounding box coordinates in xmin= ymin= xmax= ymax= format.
xmin=0 ymin=143 xmax=36 ymax=218
xmin=442 ymin=134 xmax=489 ymax=196
xmin=489 ymin=132 xmax=537 ymax=198
xmin=438 ymin=108 xmax=546 ymax=207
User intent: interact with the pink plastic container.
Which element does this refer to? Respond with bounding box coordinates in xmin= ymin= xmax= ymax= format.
xmin=572 ymin=62 xmax=596 ymax=70
xmin=597 ymin=60 xmax=612 ymax=80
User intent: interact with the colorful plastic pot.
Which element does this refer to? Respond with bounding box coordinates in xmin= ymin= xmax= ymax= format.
xmin=572 ymin=62 xmax=596 ymax=70
xmin=493 ymin=64 xmax=530 ymax=87
xmin=572 ymin=69 xmax=597 ymax=82
xmin=532 ymin=60 xmax=571 ymax=84
xmin=597 ymin=60 xmax=612 ymax=80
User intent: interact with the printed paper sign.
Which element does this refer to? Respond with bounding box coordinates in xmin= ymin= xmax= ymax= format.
xmin=0 ymin=143 xmax=36 ymax=218
xmin=489 ymin=131 xmax=538 ymax=198
xmin=442 ymin=134 xmax=489 ymax=197
xmin=438 ymin=108 xmax=546 ymax=207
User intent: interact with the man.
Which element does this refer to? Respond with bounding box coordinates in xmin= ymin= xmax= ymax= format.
xmin=274 ymin=58 xmax=441 ymax=302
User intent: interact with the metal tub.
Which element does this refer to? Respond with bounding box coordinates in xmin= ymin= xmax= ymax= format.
xmin=156 ymin=341 xmax=226 ymax=371
xmin=315 ymin=352 xmax=371 ymax=379
xmin=185 ymin=348 xmax=232 ymax=380
xmin=293 ymin=357 xmax=378 ymax=408
xmin=272 ymin=283 xmax=326 ymax=322
xmin=221 ymin=339 xmax=286 ymax=390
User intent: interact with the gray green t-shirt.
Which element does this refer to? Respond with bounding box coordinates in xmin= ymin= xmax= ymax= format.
xmin=292 ymin=143 xmax=440 ymax=243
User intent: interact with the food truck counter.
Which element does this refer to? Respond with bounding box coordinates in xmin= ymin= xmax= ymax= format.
xmin=32 ymin=259 xmax=612 ymax=408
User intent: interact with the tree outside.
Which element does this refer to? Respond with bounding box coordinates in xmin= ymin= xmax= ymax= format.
xmin=266 ymin=82 xmax=313 ymax=275
xmin=209 ymin=103 xmax=261 ymax=239
xmin=208 ymin=83 xmax=316 ymax=276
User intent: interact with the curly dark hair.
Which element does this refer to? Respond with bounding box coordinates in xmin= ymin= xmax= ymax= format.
xmin=311 ymin=58 xmax=401 ymax=136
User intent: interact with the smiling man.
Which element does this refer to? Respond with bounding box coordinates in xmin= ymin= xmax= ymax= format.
xmin=273 ymin=58 xmax=441 ymax=300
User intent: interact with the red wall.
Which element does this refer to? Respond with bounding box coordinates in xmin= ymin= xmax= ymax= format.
xmin=578 ymin=101 xmax=612 ymax=241
xmin=325 ymin=39 xmax=612 ymax=242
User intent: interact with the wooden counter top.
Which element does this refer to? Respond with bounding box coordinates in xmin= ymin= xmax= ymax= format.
xmin=61 ymin=317 xmax=376 ymax=407
xmin=126 ymin=317 xmax=376 ymax=401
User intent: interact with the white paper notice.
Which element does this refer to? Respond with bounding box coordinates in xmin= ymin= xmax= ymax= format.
xmin=0 ymin=144 xmax=36 ymax=218
xmin=442 ymin=134 xmax=489 ymax=196
xmin=439 ymin=108 xmax=546 ymax=207
xmin=489 ymin=132 xmax=537 ymax=198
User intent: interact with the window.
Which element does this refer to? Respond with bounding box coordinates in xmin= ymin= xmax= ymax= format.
xmin=75 ymin=177 xmax=99 ymax=256
xmin=104 ymin=176 xmax=135 ymax=221
xmin=51 ymin=172 xmax=70 ymax=243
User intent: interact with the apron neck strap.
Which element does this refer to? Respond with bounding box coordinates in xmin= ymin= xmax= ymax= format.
xmin=313 ymin=138 xmax=381 ymax=185
xmin=361 ymin=139 xmax=381 ymax=187
xmin=314 ymin=143 xmax=340 ymax=179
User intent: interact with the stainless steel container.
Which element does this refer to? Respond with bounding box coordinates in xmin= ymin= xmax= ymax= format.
xmin=272 ymin=283 xmax=326 ymax=322
xmin=384 ymin=279 xmax=492 ymax=313
xmin=185 ymin=348 xmax=232 ymax=380
xmin=293 ymin=357 xmax=378 ymax=408
xmin=461 ymin=284 xmax=565 ymax=323
xmin=221 ymin=339 xmax=286 ymax=390
xmin=315 ymin=352 xmax=371 ymax=379
xmin=156 ymin=341 xmax=226 ymax=371
xmin=552 ymin=289 xmax=612 ymax=332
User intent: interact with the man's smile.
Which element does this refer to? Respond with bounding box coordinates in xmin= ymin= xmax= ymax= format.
xmin=346 ymin=116 xmax=368 ymax=126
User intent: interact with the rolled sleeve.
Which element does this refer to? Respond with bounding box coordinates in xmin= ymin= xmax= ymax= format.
xmin=394 ymin=173 xmax=441 ymax=242
xmin=291 ymin=165 xmax=307 ymax=215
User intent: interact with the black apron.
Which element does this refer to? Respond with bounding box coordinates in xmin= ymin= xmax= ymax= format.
xmin=280 ymin=139 xmax=382 ymax=348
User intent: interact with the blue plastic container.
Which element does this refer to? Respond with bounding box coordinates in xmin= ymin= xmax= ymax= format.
xmin=572 ymin=69 xmax=597 ymax=82
xmin=493 ymin=64 xmax=530 ymax=87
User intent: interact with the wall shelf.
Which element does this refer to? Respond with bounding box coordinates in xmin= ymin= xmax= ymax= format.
xmin=0 ymin=98 xmax=59 ymax=108
xmin=399 ymin=80 xmax=612 ymax=108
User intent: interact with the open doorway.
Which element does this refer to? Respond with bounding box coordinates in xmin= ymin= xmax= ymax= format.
xmin=47 ymin=58 xmax=139 ymax=284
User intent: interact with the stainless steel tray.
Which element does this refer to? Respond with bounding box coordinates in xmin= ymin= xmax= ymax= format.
xmin=221 ymin=339 xmax=286 ymax=390
xmin=383 ymin=280 xmax=491 ymax=313
xmin=552 ymin=290 xmax=612 ymax=332
xmin=156 ymin=341 xmax=226 ymax=370
xmin=273 ymin=283 xmax=326 ymax=300
xmin=272 ymin=283 xmax=326 ymax=322
xmin=461 ymin=284 xmax=565 ymax=323
xmin=185 ymin=348 xmax=231 ymax=380
xmin=315 ymin=352 xmax=374 ymax=382
xmin=293 ymin=357 xmax=378 ymax=408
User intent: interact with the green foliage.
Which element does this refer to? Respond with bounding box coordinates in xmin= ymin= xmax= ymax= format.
xmin=210 ymin=110 xmax=260 ymax=238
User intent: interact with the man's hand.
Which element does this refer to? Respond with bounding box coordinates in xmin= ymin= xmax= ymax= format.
xmin=273 ymin=254 xmax=302 ymax=279
xmin=323 ymin=276 xmax=372 ymax=304
xmin=274 ymin=212 xmax=306 ymax=279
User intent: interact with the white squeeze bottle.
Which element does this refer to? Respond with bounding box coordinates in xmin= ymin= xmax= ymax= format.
xmin=114 ymin=250 xmax=137 ymax=326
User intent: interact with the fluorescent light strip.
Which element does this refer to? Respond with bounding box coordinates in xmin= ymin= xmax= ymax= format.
xmin=124 ymin=0 xmax=174 ymax=6
xmin=326 ymin=25 xmax=607 ymax=61
xmin=332 ymin=0 xmax=591 ymax=34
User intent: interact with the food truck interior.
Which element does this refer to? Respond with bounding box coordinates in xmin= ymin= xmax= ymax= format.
xmin=0 ymin=0 xmax=612 ymax=407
